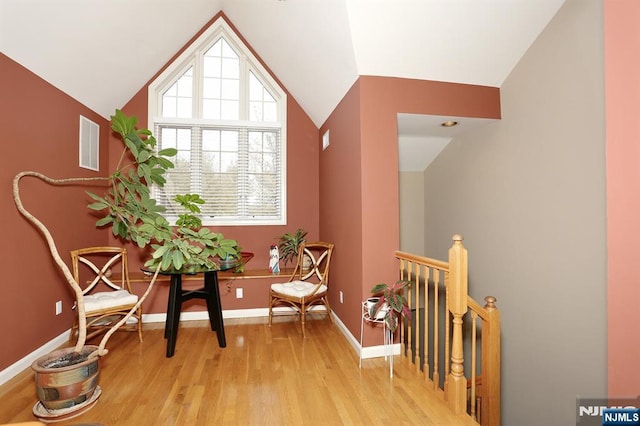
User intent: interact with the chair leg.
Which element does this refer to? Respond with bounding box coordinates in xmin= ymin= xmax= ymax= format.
xmin=69 ymin=316 xmax=79 ymax=344
xmin=137 ymin=308 xmax=143 ymax=343
xmin=301 ymin=303 xmax=306 ymax=338
xmin=268 ymin=295 xmax=273 ymax=327
xmin=324 ymin=297 xmax=334 ymax=323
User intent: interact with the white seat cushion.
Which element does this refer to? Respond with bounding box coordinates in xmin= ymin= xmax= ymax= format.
xmin=271 ymin=280 xmax=327 ymax=298
xmin=84 ymin=290 xmax=138 ymax=312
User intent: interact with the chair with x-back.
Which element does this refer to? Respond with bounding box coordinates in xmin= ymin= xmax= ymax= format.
xmin=268 ymin=241 xmax=334 ymax=337
xmin=69 ymin=246 xmax=142 ymax=344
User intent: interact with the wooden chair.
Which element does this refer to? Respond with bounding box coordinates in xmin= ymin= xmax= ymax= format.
xmin=69 ymin=247 xmax=142 ymax=344
xmin=268 ymin=241 xmax=334 ymax=337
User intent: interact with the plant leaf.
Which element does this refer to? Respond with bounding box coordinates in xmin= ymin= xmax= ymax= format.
xmin=371 ymin=283 xmax=387 ymax=295
xmin=158 ymin=148 xmax=178 ymax=157
xmin=172 ymin=249 xmax=184 ymax=270
xmin=95 ymin=216 xmax=113 ymax=227
xmin=87 ymin=202 xmax=108 ymax=211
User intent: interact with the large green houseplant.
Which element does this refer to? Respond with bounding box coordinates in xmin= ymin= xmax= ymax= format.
xmin=89 ymin=110 xmax=239 ymax=273
xmin=13 ymin=109 xmax=240 ymax=416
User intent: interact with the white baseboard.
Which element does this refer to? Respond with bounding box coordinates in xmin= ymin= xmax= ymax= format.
xmin=1 ymin=307 xmax=395 ymax=387
xmin=361 ymin=342 xmax=401 ymax=358
xmin=331 ymin=312 xmax=400 ymax=359
xmin=0 ymin=329 xmax=70 ymax=387
xmin=331 ymin=311 xmax=360 ymax=353
xmin=141 ymin=306 xmax=316 ymax=323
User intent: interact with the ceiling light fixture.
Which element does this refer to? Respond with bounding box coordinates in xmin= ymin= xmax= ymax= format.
xmin=441 ymin=120 xmax=458 ymax=127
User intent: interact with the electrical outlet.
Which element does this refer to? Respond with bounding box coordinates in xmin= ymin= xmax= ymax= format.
xmin=55 ymin=300 xmax=62 ymax=315
xmin=236 ymin=288 xmax=243 ymax=299
xmin=339 ymin=291 xmax=344 ymax=304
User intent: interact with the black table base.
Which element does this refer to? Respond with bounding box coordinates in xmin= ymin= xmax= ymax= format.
xmin=164 ymin=270 xmax=226 ymax=357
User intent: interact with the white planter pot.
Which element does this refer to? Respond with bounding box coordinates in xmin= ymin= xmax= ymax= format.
xmin=366 ymin=297 xmax=389 ymax=319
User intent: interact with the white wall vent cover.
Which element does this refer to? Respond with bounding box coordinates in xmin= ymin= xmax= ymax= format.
xmin=79 ymin=115 xmax=99 ymax=171
xmin=322 ymin=129 xmax=330 ymax=151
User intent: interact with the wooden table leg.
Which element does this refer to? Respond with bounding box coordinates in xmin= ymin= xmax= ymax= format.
xmin=165 ymin=274 xmax=182 ymax=357
xmin=204 ymin=271 xmax=226 ymax=347
xmin=164 ymin=276 xmax=176 ymax=339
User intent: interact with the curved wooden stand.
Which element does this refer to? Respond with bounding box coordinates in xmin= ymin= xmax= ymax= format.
xmin=13 ymin=171 xmax=162 ymax=419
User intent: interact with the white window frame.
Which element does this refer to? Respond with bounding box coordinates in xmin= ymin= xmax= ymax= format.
xmin=148 ymin=18 xmax=287 ymax=226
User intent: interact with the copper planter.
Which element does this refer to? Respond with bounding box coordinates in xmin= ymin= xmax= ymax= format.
xmin=32 ymin=345 xmax=100 ymax=410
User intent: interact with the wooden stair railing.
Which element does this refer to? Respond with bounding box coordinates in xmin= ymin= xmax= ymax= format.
xmin=395 ymin=235 xmax=501 ymax=426
xmin=467 ymin=296 xmax=501 ymax=425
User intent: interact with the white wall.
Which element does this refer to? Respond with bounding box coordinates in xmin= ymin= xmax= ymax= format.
xmin=399 ymin=171 xmax=425 ymax=255
xmin=423 ymin=0 xmax=606 ymax=424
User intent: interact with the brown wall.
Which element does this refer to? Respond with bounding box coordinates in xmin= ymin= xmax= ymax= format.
xmin=115 ymin=89 xmax=320 ymax=315
xmin=0 ymin=13 xmax=320 ymax=371
xmin=318 ymin=81 xmax=364 ymax=337
xmin=107 ymin=13 xmax=321 ymax=315
xmin=1 ymin=53 xmax=110 ymax=371
xmin=320 ymin=76 xmax=500 ymax=343
xmin=1 ymin=9 xmax=500 ymax=372
xmin=604 ymin=0 xmax=640 ymax=397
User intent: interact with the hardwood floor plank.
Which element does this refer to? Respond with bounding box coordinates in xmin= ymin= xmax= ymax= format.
xmin=0 ymin=317 xmax=476 ymax=425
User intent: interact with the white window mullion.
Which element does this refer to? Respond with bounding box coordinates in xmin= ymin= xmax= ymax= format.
xmin=238 ymin=128 xmax=249 ymax=218
xmin=239 ymin=52 xmax=249 ymax=121
xmin=148 ymin=18 xmax=286 ymax=226
xmin=192 ymin=126 xmax=203 ymax=195
xmin=193 ymin=51 xmax=203 ymax=120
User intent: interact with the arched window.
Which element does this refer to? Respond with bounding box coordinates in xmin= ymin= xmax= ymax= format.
xmin=149 ymin=18 xmax=286 ymax=225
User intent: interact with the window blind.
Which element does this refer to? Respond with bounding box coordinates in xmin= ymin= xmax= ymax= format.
xmin=155 ymin=123 xmax=281 ymax=224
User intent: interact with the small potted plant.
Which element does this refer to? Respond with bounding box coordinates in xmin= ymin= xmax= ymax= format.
xmin=369 ymin=280 xmax=412 ymax=332
xmin=277 ymin=228 xmax=307 ymax=266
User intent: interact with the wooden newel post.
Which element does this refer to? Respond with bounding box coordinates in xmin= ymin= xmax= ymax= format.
xmin=447 ymin=234 xmax=468 ymax=414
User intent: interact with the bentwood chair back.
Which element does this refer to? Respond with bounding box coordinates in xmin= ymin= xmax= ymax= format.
xmin=69 ymin=247 xmax=142 ymax=344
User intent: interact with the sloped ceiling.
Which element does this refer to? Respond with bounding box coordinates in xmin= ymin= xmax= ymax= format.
xmin=0 ymin=0 xmax=566 ymax=170
xmin=0 ymin=0 xmax=566 ymax=126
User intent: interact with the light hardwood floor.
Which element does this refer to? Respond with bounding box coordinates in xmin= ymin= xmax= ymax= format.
xmin=0 ymin=317 xmax=476 ymax=425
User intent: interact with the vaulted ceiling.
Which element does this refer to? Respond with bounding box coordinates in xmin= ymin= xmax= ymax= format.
xmin=0 ymin=0 xmax=566 ymax=169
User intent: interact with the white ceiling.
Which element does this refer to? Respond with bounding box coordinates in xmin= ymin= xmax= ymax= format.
xmin=0 ymin=0 xmax=566 ymax=170
xmin=397 ymin=114 xmax=498 ymax=172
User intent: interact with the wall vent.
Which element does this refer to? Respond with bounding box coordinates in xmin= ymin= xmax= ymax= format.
xmin=79 ymin=115 xmax=99 ymax=171
xmin=322 ymin=129 xmax=330 ymax=151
